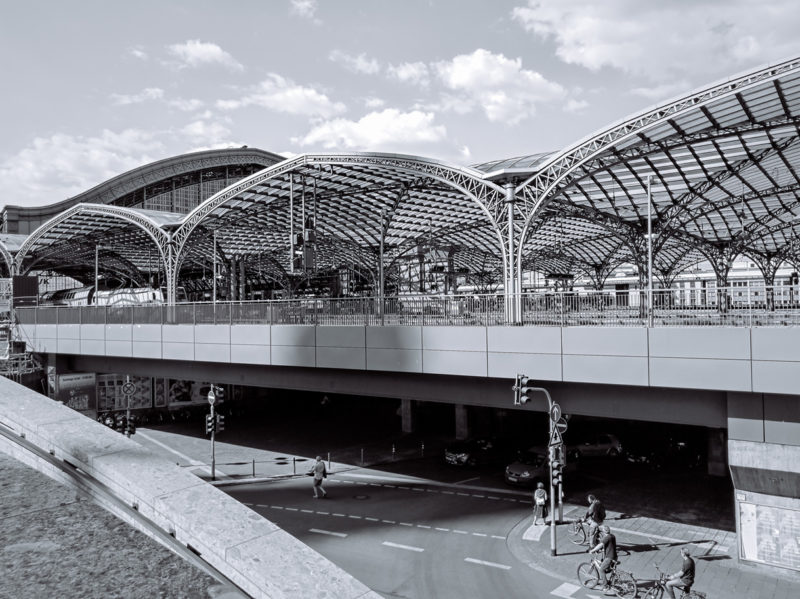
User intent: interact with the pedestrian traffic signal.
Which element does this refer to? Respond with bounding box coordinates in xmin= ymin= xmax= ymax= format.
xmin=216 ymin=413 xmax=225 ymax=433
xmin=205 ymin=413 xmax=215 ymax=435
xmin=115 ymin=415 xmax=126 ymax=434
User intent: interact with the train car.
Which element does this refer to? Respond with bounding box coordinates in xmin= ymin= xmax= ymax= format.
xmin=40 ymin=286 xmax=164 ymax=306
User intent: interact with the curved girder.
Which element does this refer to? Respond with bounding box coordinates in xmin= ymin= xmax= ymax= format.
xmin=14 ymin=203 xmax=171 ymax=277
xmin=0 ymin=242 xmax=14 ymax=276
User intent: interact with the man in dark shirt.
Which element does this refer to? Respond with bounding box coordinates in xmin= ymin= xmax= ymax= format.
xmin=589 ymin=525 xmax=617 ymax=594
xmin=584 ymin=494 xmax=606 ymax=547
xmin=666 ymin=547 xmax=695 ymax=598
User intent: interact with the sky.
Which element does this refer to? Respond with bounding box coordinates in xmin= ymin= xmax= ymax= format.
xmin=1 ymin=0 xmax=799 ymax=208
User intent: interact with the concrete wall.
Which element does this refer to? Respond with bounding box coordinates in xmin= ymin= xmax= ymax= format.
xmin=0 ymin=377 xmax=380 ymax=599
xmin=17 ymin=323 xmax=800 ymax=395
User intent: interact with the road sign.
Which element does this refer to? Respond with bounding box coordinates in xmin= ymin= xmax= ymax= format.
xmin=207 ymin=388 xmax=216 ymax=405
xmin=555 ymin=417 xmax=568 ymax=434
xmin=121 ymin=381 xmax=136 ymax=397
xmin=549 ymin=403 xmax=562 ymax=423
xmin=548 ymin=427 xmax=563 ymax=448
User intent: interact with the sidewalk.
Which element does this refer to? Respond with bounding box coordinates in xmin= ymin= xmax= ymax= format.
xmin=507 ymin=503 xmax=798 ymax=599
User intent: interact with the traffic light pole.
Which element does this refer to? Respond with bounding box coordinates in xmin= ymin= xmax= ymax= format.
xmin=210 ymin=404 xmax=216 ymax=481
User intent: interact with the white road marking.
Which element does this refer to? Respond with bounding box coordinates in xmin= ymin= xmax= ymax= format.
xmin=472 ymin=532 xmax=487 ymax=537
xmin=284 ymin=507 xmax=298 ymax=511
xmin=491 ymin=535 xmax=505 ymax=540
xmin=435 ymin=527 xmax=450 ymax=532
xmin=464 ymin=558 xmax=511 ymax=570
xmin=417 ymin=524 xmax=431 ymax=529
xmin=453 ymin=530 xmax=468 ymax=534
xmin=382 ymin=519 xmax=396 ymax=524
xmin=550 ymin=582 xmax=581 ymax=598
xmin=316 ymin=511 xmax=329 ymax=515
xmin=300 ymin=509 xmax=314 ymax=513
xmin=365 ymin=517 xmax=379 ymax=522
xmin=310 ymin=528 xmax=347 ymax=538
xmin=333 ymin=513 xmax=346 ymax=517
xmin=382 ymin=541 xmax=424 ymax=552
xmin=348 ymin=515 xmax=362 ymax=519
xmin=523 ymin=523 xmax=549 ymax=542
xmin=455 ymin=477 xmax=480 ymax=485
xmin=271 ymin=505 xmax=284 ymax=510
xmin=399 ymin=522 xmax=413 ymax=527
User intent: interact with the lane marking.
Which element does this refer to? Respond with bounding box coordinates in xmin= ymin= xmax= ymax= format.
xmin=383 ymin=541 xmax=424 ymax=552
xmin=348 ymin=515 xmax=362 ymax=519
xmin=399 ymin=522 xmax=413 ymax=527
xmin=300 ymin=509 xmax=314 ymax=513
xmin=271 ymin=505 xmax=284 ymax=510
xmin=417 ymin=525 xmax=431 ymax=529
xmin=464 ymin=557 xmax=511 ymax=570
xmin=382 ymin=519 xmax=396 ymax=524
xmin=455 ymin=477 xmax=480 ymax=485
xmin=472 ymin=532 xmax=487 ymax=537
xmin=491 ymin=535 xmax=505 ymax=540
xmin=365 ymin=517 xmax=379 ymax=522
xmin=550 ymin=582 xmax=581 ymax=597
xmin=316 ymin=511 xmax=329 ymax=515
xmin=310 ymin=528 xmax=347 ymax=538
xmin=333 ymin=513 xmax=346 ymax=517
xmin=284 ymin=507 xmax=298 ymax=511
xmin=435 ymin=527 xmax=450 ymax=532
xmin=453 ymin=530 xmax=468 ymax=535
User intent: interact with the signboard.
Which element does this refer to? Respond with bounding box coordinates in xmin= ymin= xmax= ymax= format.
xmin=57 ymin=373 xmax=97 ymax=412
xmin=207 ymin=388 xmax=216 ymax=405
xmin=97 ymin=374 xmax=152 ymax=411
xmin=740 ymin=502 xmax=800 ymax=571
xmin=549 ymin=403 xmax=562 ymax=423
xmin=556 ymin=417 xmax=568 ymax=434
xmin=548 ymin=427 xmax=563 ymax=447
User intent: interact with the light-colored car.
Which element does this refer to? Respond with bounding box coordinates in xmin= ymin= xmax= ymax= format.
xmin=568 ymin=433 xmax=622 ymax=459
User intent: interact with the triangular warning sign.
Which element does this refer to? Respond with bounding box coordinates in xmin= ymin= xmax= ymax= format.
xmin=549 ymin=428 xmax=563 ymax=447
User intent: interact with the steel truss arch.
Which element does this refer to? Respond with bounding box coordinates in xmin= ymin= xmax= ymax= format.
xmin=14 ymin=203 xmax=172 ymax=278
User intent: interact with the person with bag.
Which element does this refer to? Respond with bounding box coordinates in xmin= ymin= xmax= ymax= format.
xmin=310 ymin=455 xmax=328 ymax=499
xmin=533 ymin=482 xmax=548 ymax=525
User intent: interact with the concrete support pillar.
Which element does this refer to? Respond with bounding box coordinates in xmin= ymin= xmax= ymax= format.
xmin=229 ymin=259 xmax=237 ymax=301
xmin=400 ymin=399 xmax=416 ymax=434
xmin=239 ymin=258 xmax=246 ymax=300
xmin=727 ymin=391 xmax=800 ymax=574
xmin=454 ymin=404 xmax=470 ymax=440
xmin=707 ymin=427 xmax=727 ymax=476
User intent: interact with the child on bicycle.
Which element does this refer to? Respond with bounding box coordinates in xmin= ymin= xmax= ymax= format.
xmin=666 ymin=547 xmax=695 ymax=599
xmin=589 ymin=524 xmax=617 ymax=595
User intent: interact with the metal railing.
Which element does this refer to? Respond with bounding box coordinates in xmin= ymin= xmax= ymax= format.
xmin=13 ymin=285 xmax=800 ymax=328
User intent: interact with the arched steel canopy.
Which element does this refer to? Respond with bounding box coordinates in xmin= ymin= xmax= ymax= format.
xmin=515 ymin=56 xmax=800 ymax=285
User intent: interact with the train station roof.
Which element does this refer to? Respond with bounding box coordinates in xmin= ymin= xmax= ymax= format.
xmin=4 ymin=56 xmax=800 ymax=288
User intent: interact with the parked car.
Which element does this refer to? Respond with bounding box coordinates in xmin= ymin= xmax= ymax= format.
xmin=624 ymin=434 xmax=705 ymax=471
xmin=567 ymin=432 xmax=623 ymax=459
xmin=444 ymin=437 xmax=509 ymax=467
xmin=504 ymin=446 xmax=549 ymax=486
xmin=504 ymin=446 xmax=578 ymax=486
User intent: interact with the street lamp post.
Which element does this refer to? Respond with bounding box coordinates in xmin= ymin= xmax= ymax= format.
xmin=647 ymin=176 xmax=653 ymax=328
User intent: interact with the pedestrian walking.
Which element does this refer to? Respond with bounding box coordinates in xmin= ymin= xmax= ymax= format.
xmin=310 ymin=455 xmax=328 ymax=499
xmin=533 ymin=482 xmax=548 ymax=525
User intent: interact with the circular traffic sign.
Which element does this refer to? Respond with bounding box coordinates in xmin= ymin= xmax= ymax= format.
xmin=207 ymin=388 xmax=216 ymax=405
xmin=556 ymin=417 xmax=568 ymax=434
xmin=549 ymin=403 xmax=562 ymax=423
xmin=122 ymin=381 xmax=136 ymax=396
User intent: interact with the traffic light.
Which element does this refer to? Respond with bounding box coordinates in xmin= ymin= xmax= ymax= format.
xmin=518 ymin=376 xmax=533 ymax=405
xmin=213 ymin=385 xmax=225 ymax=402
xmin=216 ymin=413 xmax=225 ymax=433
xmin=551 ymin=460 xmax=563 ymax=486
xmin=115 ymin=414 xmax=126 ymax=434
xmin=205 ymin=413 xmax=215 ymax=435
xmin=126 ymin=417 xmax=136 ymax=437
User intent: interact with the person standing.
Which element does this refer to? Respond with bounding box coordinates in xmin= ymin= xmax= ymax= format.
xmin=533 ymin=482 xmax=548 ymax=525
xmin=311 ymin=455 xmax=328 ymax=499
xmin=666 ymin=547 xmax=695 ymax=599
xmin=589 ymin=525 xmax=617 ymax=595
xmin=585 ymin=494 xmax=606 ymax=547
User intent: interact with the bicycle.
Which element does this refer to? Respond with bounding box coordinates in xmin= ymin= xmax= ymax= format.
xmin=577 ymin=554 xmax=637 ymax=599
xmin=641 ymin=564 xmax=705 ymax=599
xmin=568 ymin=518 xmax=590 ymax=545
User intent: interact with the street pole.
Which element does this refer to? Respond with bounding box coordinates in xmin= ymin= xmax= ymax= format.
xmin=95 ymin=245 xmax=99 ymax=294
xmin=125 ymin=375 xmax=131 ymax=438
xmin=210 ymin=403 xmax=216 ymax=481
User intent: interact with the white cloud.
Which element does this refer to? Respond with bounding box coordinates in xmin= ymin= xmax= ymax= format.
xmin=460 ymin=145 xmax=471 ymax=159
xmin=364 ymin=96 xmax=385 ymax=109
xmin=630 ymin=81 xmax=690 ymax=101
xmin=511 ymin=0 xmax=800 ymax=83
xmin=128 ymin=47 xmax=147 ymax=60
xmin=329 ymin=50 xmax=381 ymax=75
xmin=563 ymin=98 xmax=589 ymax=113
xmin=292 ymin=109 xmax=447 ymax=151
xmin=167 ymin=98 xmax=205 ymax=112
xmin=0 ymin=129 xmax=165 ymax=207
xmin=167 ymin=40 xmax=244 ymax=72
xmin=110 ymin=87 xmax=164 ymax=105
xmin=290 ymin=0 xmax=319 ymax=21
xmin=434 ymin=49 xmax=565 ymax=123
xmin=216 ymin=74 xmax=346 ymax=118
xmin=387 ymin=61 xmax=430 ymax=87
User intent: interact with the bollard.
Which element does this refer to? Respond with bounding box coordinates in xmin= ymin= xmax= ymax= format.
xmin=293 ymin=457 xmax=296 ymax=475
xmin=392 ymin=444 xmax=396 ymax=460
xmin=421 ymin=442 xmax=425 ymax=457
xmin=361 ymin=448 xmax=364 ymax=465
xmin=327 ymin=452 xmax=331 ymax=470
xmin=252 ymin=459 xmax=256 ymax=478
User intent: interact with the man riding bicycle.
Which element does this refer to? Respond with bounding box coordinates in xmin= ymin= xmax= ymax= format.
xmin=584 ymin=494 xmax=606 ymax=547
xmin=666 ymin=547 xmax=695 ymax=598
xmin=589 ymin=524 xmax=617 ymax=595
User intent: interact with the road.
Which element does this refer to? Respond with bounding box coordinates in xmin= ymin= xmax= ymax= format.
xmin=224 ymin=469 xmax=552 ymax=599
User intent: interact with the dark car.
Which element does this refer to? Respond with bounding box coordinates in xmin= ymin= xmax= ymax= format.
xmin=624 ymin=434 xmax=705 ymax=471
xmin=444 ymin=437 xmax=509 ymax=467
xmin=504 ymin=446 xmax=549 ymax=486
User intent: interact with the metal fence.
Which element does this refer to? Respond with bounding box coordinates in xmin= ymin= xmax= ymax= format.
xmin=14 ymin=285 xmax=800 ymax=327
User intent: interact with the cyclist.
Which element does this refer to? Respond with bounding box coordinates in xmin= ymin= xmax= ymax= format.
xmin=584 ymin=494 xmax=606 ymax=547
xmin=589 ymin=524 xmax=617 ymax=595
xmin=666 ymin=547 xmax=695 ymax=599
